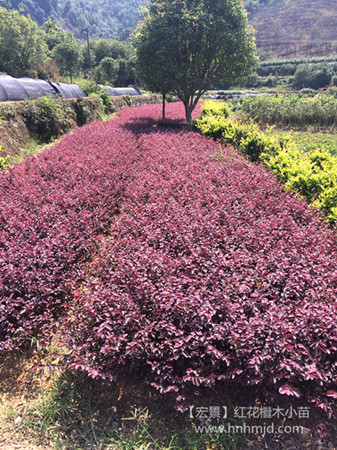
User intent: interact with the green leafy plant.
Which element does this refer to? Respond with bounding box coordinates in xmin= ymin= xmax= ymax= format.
xmin=22 ymin=96 xmax=75 ymax=142
xmin=75 ymin=97 xmax=91 ymax=126
xmin=0 ymin=118 xmax=9 ymax=170
xmin=0 ymin=145 xmax=9 ymax=170
xmin=298 ymin=88 xmax=316 ymax=97
xmin=125 ymin=94 xmax=131 ymax=107
xmin=234 ymin=94 xmax=337 ymax=128
xmin=194 ymin=100 xmax=337 ymax=223
xmin=79 ymin=81 xmax=115 ymax=113
xmin=201 ymin=100 xmax=230 ymax=118
xmin=0 ymin=104 xmax=15 ymax=120
xmin=193 ymin=102 xmax=280 ymax=162
xmin=88 ymin=92 xmax=105 ymax=114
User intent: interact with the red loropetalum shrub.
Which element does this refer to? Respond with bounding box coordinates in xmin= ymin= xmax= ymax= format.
xmin=61 ymin=103 xmax=337 ymax=418
xmin=0 ymin=103 xmax=196 ymax=351
xmin=0 ymin=121 xmax=139 ymax=351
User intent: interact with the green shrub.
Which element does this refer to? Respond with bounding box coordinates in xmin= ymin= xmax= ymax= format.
xmin=90 ymin=86 xmax=114 ymax=113
xmin=200 ymin=100 xmax=230 ymax=118
xmin=194 ymin=100 xmax=337 ymax=223
xmin=125 ymin=95 xmax=131 ymax=107
xmin=0 ymin=145 xmax=9 ymax=170
xmin=166 ymin=93 xmax=177 ymax=103
xmin=265 ymin=74 xmax=276 ymax=87
xmin=298 ymin=88 xmax=316 ymax=97
xmin=193 ymin=103 xmax=279 ymax=162
xmin=244 ymin=73 xmax=262 ymax=88
xmin=0 ymin=104 xmax=15 ymax=120
xmin=100 ymin=90 xmax=115 ymax=112
xmin=88 ymin=92 xmax=105 ymax=114
xmin=75 ymin=97 xmax=91 ymax=126
xmin=327 ymin=86 xmax=337 ymax=98
xmin=79 ymin=81 xmax=114 ymax=113
xmin=0 ymin=119 xmax=10 ymax=170
xmin=309 ymin=67 xmax=332 ymax=90
xmin=22 ymin=96 xmax=75 ymax=143
xmin=293 ymin=66 xmax=332 ymax=90
xmin=262 ymin=146 xmax=337 ymax=223
xmin=293 ymin=66 xmax=311 ymax=89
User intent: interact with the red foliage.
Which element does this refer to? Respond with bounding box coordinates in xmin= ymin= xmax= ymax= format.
xmin=0 ymin=120 xmax=138 ymax=349
xmin=1 ymin=102 xmax=337 ymax=418
xmin=69 ymin=104 xmax=337 ymax=415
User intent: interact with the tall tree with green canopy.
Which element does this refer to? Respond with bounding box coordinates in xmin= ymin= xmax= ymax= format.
xmin=52 ymin=36 xmax=81 ymax=83
xmin=133 ymin=0 xmax=257 ymax=123
xmin=42 ymin=19 xmax=73 ymax=51
xmin=99 ymin=57 xmax=119 ymax=82
xmin=0 ymin=6 xmax=48 ymax=77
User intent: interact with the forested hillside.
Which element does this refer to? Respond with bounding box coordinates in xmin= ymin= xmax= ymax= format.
xmin=1 ymin=0 xmax=337 ymax=56
xmin=0 ymin=0 xmax=144 ymax=40
xmin=0 ymin=0 xmax=58 ymax=24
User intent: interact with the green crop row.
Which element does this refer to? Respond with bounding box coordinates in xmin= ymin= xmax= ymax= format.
xmin=259 ymin=54 xmax=337 ymax=67
xmin=234 ymin=94 xmax=337 ymax=128
xmin=193 ymin=101 xmax=337 ymax=223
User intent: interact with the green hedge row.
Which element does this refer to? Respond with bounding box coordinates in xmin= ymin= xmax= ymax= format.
xmin=234 ymin=94 xmax=337 ymax=128
xmin=193 ymin=101 xmax=337 ymax=223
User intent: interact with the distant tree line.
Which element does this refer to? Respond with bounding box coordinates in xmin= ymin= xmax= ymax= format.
xmin=292 ymin=66 xmax=334 ymax=90
xmin=260 ymin=55 xmax=337 ymax=67
xmin=240 ymin=54 xmax=337 ymax=90
xmin=0 ymin=6 xmax=136 ymax=85
xmin=257 ymin=55 xmax=337 ymax=76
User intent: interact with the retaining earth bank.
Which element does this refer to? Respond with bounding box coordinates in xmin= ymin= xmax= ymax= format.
xmin=0 ymin=94 xmax=162 ymax=157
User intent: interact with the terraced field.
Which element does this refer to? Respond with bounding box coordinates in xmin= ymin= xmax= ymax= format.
xmin=248 ymin=0 xmax=337 ymax=58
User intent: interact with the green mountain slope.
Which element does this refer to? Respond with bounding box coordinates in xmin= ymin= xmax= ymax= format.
xmin=245 ymin=0 xmax=337 ymax=58
xmin=0 ymin=0 xmax=144 ymax=40
xmin=1 ymin=0 xmax=336 ymax=59
xmin=0 ymin=0 xmax=57 ymax=24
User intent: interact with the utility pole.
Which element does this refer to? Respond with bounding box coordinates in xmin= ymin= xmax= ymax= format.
xmin=86 ymin=27 xmax=91 ymax=71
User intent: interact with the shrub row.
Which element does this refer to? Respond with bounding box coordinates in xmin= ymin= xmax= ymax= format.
xmin=60 ymin=103 xmax=337 ymax=419
xmin=262 ymin=146 xmax=337 ymax=224
xmin=193 ymin=101 xmax=337 ymax=223
xmin=2 ymin=102 xmax=337 ymax=419
xmin=0 ymin=119 xmax=139 ymax=351
xmin=234 ymin=94 xmax=337 ymax=128
xmin=0 ymin=102 xmax=194 ymax=351
xmin=257 ymin=62 xmax=337 ymax=78
xmin=259 ymin=54 xmax=337 ymax=69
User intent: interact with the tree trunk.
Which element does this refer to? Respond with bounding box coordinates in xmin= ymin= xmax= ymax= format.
xmin=184 ymin=101 xmax=192 ymax=125
xmin=162 ymin=93 xmax=166 ymax=120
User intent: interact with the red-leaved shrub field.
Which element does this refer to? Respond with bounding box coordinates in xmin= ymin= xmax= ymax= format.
xmin=1 ymin=103 xmax=337 ymax=419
